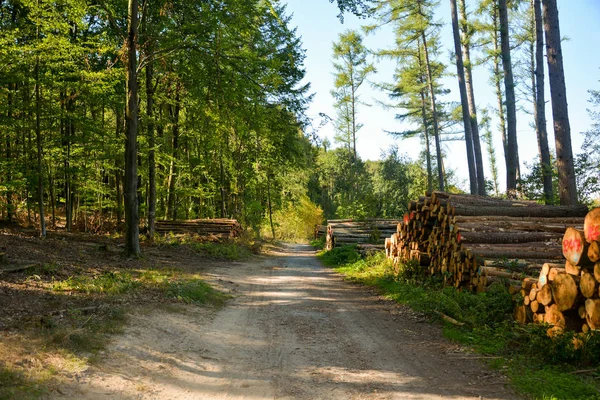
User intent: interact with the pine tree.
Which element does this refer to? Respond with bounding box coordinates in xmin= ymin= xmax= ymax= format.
xmin=331 ymin=30 xmax=375 ymax=158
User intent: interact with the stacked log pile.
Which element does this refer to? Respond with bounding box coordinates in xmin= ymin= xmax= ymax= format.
xmin=516 ymin=208 xmax=600 ymax=334
xmin=315 ymin=225 xmax=327 ymax=239
xmin=323 ymin=219 xmax=400 ymax=254
xmin=155 ymin=219 xmax=243 ymax=239
xmin=385 ymin=192 xmax=588 ymax=293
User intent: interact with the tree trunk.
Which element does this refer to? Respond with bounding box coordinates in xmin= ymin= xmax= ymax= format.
xmin=35 ymin=56 xmax=46 ymax=238
xmin=166 ymin=83 xmax=181 ymax=221
xmin=124 ymin=0 xmax=140 ymax=257
xmin=420 ymin=89 xmax=433 ymax=193
xmin=542 ymin=0 xmax=577 ymax=205
xmin=146 ymin=55 xmax=156 ymax=239
xmin=417 ymin=40 xmax=433 ymax=193
xmin=267 ymin=173 xmax=275 ymax=239
xmin=491 ymin=6 xmax=509 ymax=185
xmin=498 ymin=0 xmax=519 ymax=196
xmin=533 ymin=0 xmax=553 ymax=204
xmin=421 ymin=31 xmax=444 ymax=192
xmin=459 ymin=0 xmax=485 ymax=195
xmin=450 ymin=0 xmax=477 ymax=195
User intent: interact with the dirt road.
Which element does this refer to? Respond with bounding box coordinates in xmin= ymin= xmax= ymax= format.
xmin=56 ymin=243 xmax=519 ymax=399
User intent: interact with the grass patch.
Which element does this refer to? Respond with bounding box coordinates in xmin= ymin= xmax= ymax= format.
xmin=167 ymin=279 xmax=228 ymax=305
xmin=0 ymin=364 xmax=45 ymax=400
xmin=1 ymin=267 xmax=230 ymax=398
xmin=154 ymin=233 xmax=254 ymax=260
xmin=318 ymin=247 xmax=600 ymax=399
xmin=52 ymin=271 xmax=140 ymax=295
xmin=309 ymin=236 xmax=325 ymax=249
xmin=192 ymin=242 xmax=252 ymax=261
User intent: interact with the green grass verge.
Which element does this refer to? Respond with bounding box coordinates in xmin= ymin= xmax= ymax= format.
xmin=319 ymin=246 xmax=600 ymax=400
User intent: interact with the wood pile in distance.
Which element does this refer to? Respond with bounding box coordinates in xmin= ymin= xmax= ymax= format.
xmin=385 ymin=192 xmax=588 ymax=293
xmin=516 ymin=208 xmax=600 ymax=335
xmin=155 ymin=219 xmax=243 ymax=239
xmin=324 ymin=219 xmax=400 ymax=252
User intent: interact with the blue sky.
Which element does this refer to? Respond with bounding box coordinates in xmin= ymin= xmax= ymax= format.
xmin=285 ymin=0 xmax=600 ymax=192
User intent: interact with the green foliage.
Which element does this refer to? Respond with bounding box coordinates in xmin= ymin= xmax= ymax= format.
xmin=310 ymin=236 xmax=326 ymax=249
xmin=577 ymin=86 xmax=600 ymax=204
xmin=331 ymin=29 xmax=375 ymax=153
xmin=167 ymin=279 xmax=228 ymax=305
xmin=191 ymin=242 xmax=252 ymax=261
xmin=266 ymin=195 xmax=324 ymax=241
xmin=52 ymin=271 xmax=140 ymax=295
xmin=324 ymin=251 xmax=600 ymax=399
xmin=47 ymin=308 xmax=127 ymax=354
xmin=0 ymin=365 xmax=46 ymax=400
xmin=318 ymin=245 xmax=361 ymax=266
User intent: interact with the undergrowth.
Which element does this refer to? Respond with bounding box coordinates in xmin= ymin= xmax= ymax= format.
xmin=3 ymin=264 xmax=229 ymax=399
xmin=155 ymin=233 xmax=255 ymax=261
xmin=319 ymin=246 xmax=600 ymax=400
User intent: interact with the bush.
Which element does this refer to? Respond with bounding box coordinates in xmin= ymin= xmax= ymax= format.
xmin=319 ymin=245 xmax=361 ymax=266
xmin=265 ymin=195 xmax=324 ymax=242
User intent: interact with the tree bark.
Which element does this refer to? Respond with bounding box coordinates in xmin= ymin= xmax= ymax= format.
xmin=146 ymin=54 xmax=156 ymax=239
xmin=166 ymin=82 xmax=181 ymax=221
xmin=458 ymin=0 xmax=485 ymax=195
xmin=125 ymin=0 xmax=140 ymax=257
xmin=421 ymin=31 xmax=444 ymax=191
xmin=35 ymin=55 xmax=46 ymax=237
xmin=542 ymin=0 xmax=577 ymax=205
xmin=267 ymin=172 xmax=275 ymax=239
xmin=498 ymin=0 xmax=519 ymax=196
xmin=417 ymin=40 xmax=433 ymax=193
xmin=5 ymin=84 xmax=13 ymax=222
xmin=533 ymin=0 xmax=553 ymax=204
xmin=450 ymin=0 xmax=477 ymax=195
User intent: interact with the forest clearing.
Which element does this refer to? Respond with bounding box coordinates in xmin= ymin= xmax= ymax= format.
xmin=0 ymin=230 xmax=520 ymax=399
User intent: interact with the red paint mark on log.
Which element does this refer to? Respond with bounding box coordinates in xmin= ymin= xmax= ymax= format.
xmin=563 ymin=238 xmax=582 ymax=253
xmin=587 ymin=224 xmax=600 ymax=242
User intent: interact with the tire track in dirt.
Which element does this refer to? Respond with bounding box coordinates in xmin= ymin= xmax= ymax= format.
xmin=53 ymin=243 xmax=520 ymax=399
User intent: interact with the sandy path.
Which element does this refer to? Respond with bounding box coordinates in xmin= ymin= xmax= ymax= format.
xmin=54 ymin=243 xmax=520 ymax=399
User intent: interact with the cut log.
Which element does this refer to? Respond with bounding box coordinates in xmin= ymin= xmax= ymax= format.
xmin=536 ymin=284 xmax=553 ymax=306
xmin=595 ymin=263 xmax=600 ymax=282
xmin=584 ymin=208 xmax=600 ymax=243
xmin=458 ymin=231 xmax=562 ymax=244
xmin=548 ymin=267 xmax=566 ymax=281
xmin=579 ymin=304 xmax=587 ymax=319
xmin=530 ymin=300 xmax=540 ymax=313
xmin=514 ymin=305 xmax=528 ymax=324
xmin=479 ymin=266 xmax=524 ymax=280
xmin=579 ymin=270 xmax=598 ymax=299
xmin=469 ymin=248 xmax=563 ymax=260
xmin=562 ymin=227 xmax=592 ymax=267
xmin=453 ymin=215 xmax=584 ymax=224
xmin=522 ymin=277 xmax=537 ymax=291
xmin=587 ymin=241 xmax=600 ymax=263
xmin=451 ymin=204 xmax=588 ymax=218
xmin=564 ymin=261 xmax=581 ymax=276
xmin=584 ymin=298 xmax=600 ymax=330
xmin=551 ymin=273 xmax=579 ymax=311
xmin=544 ymin=304 xmax=566 ymax=329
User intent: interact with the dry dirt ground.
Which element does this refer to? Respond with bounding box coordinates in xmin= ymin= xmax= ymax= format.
xmin=51 ymin=243 xmax=520 ymax=400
